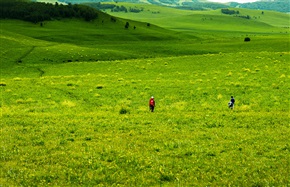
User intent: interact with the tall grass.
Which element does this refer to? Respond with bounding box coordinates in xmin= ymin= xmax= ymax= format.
xmin=0 ymin=6 xmax=289 ymax=186
xmin=1 ymin=52 xmax=289 ymax=186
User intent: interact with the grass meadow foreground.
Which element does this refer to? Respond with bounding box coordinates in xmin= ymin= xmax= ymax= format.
xmin=1 ymin=51 xmax=289 ymax=186
xmin=0 ymin=3 xmax=289 ymax=185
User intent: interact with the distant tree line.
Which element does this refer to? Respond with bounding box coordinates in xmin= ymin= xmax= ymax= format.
xmin=0 ymin=0 xmax=98 ymax=23
xmin=58 ymin=0 xmax=288 ymax=13
xmin=86 ymin=2 xmax=143 ymax=13
xmin=221 ymin=9 xmax=251 ymax=19
xmin=180 ymin=2 xmax=228 ymax=11
xmin=221 ymin=8 xmax=239 ymax=15
xmin=111 ymin=5 xmax=128 ymax=12
xmin=89 ymin=2 xmax=115 ymax=10
xmin=128 ymin=7 xmax=143 ymax=13
xmin=235 ymin=15 xmax=251 ymax=20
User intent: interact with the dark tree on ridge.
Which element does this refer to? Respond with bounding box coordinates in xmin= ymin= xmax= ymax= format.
xmin=0 ymin=0 xmax=99 ymax=23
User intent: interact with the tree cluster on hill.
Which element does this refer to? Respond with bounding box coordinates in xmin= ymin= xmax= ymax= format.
xmin=235 ymin=15 xmax=251 ymax=20
xmin=111 ymin=5 xmax=128 ymax=12
xmin=221 ymin=8 xmax=239 ymax=15
xmin=0 ymin=0 xmax=98 ymax=23
xmin=221 ymin=9 xmax=250 ymax=19
xmin=181 ymin=2 xmax=228 ymax=10
xmin=128 ymin=7 xmax=143 ymax=13
xmin=86 ymin=2 xmax=143 ymax=13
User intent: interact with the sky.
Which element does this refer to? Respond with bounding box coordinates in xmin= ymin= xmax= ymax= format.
xmin=207 ymin=0 xmax=259 ymax=3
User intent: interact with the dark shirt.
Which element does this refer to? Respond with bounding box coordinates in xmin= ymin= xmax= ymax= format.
xmin=231 ymin=98 xmax=235 ymax=104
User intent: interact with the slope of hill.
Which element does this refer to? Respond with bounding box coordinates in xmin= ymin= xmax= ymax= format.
xmin=1 ymin=2 xmax=289 ymax=74
xmin=1 ymin=1 xmax=289 ymax=186
xmin=99 ymin=3 xmax=289 ymax=31
xmin=0 ymin=1 xmax=189 ymax=76
xmin=0 ymin=18 xmax=184 ymax=72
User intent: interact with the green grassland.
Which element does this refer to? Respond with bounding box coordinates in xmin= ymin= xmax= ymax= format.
xmin=1 ymin=3 xmax=290 ymax=186
xmin=104 ymin=3 xmax=289 ymax=28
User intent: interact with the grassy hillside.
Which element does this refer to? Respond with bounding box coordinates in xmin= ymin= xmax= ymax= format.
xmin=0 ymin=17 xmax=185 ymax=75
xmin=1 ymin=4 xmax=289 ymax=77
xmin=0 ymin=2 xmax=289 ymax=186
xmin=1 ymin=6 xmax=289 ymax=74
xmin=103 ymin=3 xmax=290 ymax=30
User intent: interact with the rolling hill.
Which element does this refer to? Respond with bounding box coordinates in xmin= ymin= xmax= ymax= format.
xmin=55 ymin=0 xmax=290 ymax=13
xmin=0 ymin=1 xmax=185 ymax=74
xmin=1 ymin=1 xmax=289 ymax=186
xmin=1 ymin=2 xmax=289 ymax=75
xmin=93 ymin=2 xmax=290 ymax=29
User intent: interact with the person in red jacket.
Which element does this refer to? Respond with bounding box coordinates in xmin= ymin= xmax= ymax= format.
xmin=149 ymin=96 xmax=155 ymax=112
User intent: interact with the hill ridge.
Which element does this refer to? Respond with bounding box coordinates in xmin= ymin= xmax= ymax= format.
xmin=55 ymin=0 xmax=289 ymax=13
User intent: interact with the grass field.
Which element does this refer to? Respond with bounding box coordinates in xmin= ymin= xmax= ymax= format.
xmin=0 ymin=3 xmax=290 ymax=186
xmin=104 ymin=3 xmax=290 ymax=29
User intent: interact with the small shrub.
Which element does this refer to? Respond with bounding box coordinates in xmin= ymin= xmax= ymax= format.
xmin=244 ymin=37 xmax=251 ymax=42
xmin=67 ymin=138 xmax=74 ymax=142
xmin=206 ymin=152 xmax=216 ymax=157
xmin=125 ymin=22 xmax=129 ymax=29
xmin=111 ymin=17 xmax=116 ymax=22
xmin=119 ymin=107 xmax=129 ymax=114
xmin=33 ymin=140 xmax=45 ymax=146
xmin=85 ymin=137 xmax=92 ymax=141
xmin=96 ymin=85 xmax=104 ymax=89
xmin=160 ymin=173 xmax=174 ymax=182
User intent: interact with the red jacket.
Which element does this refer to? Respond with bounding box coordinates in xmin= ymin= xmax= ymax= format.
xmin=149 ymin=98 xmax=155 ymax=106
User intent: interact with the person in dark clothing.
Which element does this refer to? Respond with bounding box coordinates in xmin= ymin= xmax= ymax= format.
xmin=228 ymin=96 xmax=235 ymax=109
xmin=149 ymin=96 xmax=155 ymax=112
